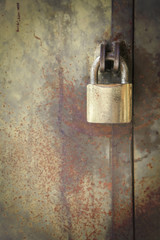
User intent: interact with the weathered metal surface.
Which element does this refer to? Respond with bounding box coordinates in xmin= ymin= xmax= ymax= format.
xmin=0 ymin=0 xmax=114 ymax=239
xmin=134 ymin=0 xmax=160 ymax=239
xmin=111 ymin=0 xmax=134 ymax=239
xmin=2 ymin=0 xmax=159 ymax=239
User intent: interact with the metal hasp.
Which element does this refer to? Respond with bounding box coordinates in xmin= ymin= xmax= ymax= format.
xmin=87 ymin=49 xmax=132 ymax=124
xmin=100 ymin=41 xmax=120 ymax=73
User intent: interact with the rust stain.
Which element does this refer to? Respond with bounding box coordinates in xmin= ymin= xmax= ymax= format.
xmin=0 ymin=0 xmax=159 ymax=239
xmin=34 ymin=33 xmax=42 ymax=46
xmin=134 ymin=0 xmax=160 ymax=238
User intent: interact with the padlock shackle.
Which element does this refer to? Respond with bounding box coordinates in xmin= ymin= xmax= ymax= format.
xmin=120 ymin=57 xmax=129 ymax=84
xmin=90 ymin=56 xmax=129 ymax=84
xmin=90 ymin=56 xmax=100 ymax=84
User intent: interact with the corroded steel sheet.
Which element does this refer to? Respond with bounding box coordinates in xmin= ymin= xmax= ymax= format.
xmin=2 ymin=0 xmax=155 ymax=239
xmin=111 ymin=0 xmax=134 ymax=239
xmin=0 ymin=0 xmax=113 ymax=239
xmin=134 ymin=0 xmax=160 ymax=239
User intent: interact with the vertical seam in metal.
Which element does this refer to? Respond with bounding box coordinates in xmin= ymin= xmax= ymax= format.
xmin=111 ymin=126 xmax=114 ymax=240
xmin=111 ymin=0 xmax=114 ymax=42
xmin=132 ymin=0 xmax=135 ymax=238
xmin=111 ymin=1 xmax=114 ymax=239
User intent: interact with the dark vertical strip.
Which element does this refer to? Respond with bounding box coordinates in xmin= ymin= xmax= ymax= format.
xmin=111 ymin=0 xmax=113 ymax=41
xmin=111 ymin=0 xmax=134 ymax=239
xmin=134 ymin=1 xmax=160 ymax=239
xmin=132 ymin=0 xmax=135 ymax=239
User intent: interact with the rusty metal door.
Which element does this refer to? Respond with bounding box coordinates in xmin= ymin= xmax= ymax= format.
xmin=0 ymin=0 xmax=159 ymax=239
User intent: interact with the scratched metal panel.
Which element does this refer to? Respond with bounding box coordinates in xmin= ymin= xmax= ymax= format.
xmin=111 ymin=1 xmax=134 ymax=239
xmin=134 ymin=0 xmax=160 ymax=239
xmin=0 ymin=0 xmax=114 ymax=239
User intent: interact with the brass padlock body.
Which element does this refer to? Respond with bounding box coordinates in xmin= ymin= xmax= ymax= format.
xmin=87 ymin=83 xmax=132 ymax=123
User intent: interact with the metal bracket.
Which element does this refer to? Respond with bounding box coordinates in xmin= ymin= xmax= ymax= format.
xmin=100 ymin=41 xmax=120 ymax=73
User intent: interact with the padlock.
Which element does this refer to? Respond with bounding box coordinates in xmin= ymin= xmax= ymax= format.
xmin=87 ymin=56 xmax=132 ymax=123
